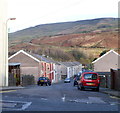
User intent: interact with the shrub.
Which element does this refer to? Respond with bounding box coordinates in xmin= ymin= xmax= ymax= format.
xmin=21 ymin=75 xmax=35 ymax=86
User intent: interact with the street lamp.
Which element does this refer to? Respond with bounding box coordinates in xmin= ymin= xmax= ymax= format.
xmin=6 ymin=18 xmax=16 ymax=26
xmin=5 ymin=18 xmax=16 ymax=86
xmin=9 ymin=18 xmax=16 ymax=20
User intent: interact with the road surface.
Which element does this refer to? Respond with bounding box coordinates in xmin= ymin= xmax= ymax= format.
xmin=1 ymin=80 xmax=120 ymax=112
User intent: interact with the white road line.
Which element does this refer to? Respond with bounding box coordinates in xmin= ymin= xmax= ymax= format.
xmin=1 ymin=100 xmax=32 ymax=110
xmin=21 ymin=102 xmax=32 ymax=110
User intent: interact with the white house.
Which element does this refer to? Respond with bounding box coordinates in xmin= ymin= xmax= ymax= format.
xmin=92 ymin=50 xmax=120 ymax=72
xmin=60 ymin=62 xmax=82 ymax=79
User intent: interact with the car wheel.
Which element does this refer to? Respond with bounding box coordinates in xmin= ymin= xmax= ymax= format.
xmin=80 ymin=84 xmax=84 ymax=90
xmin=81 ymin=87 xmax=84 ymax=90
xmin=96 ymin=86 xmax=99 ymax=92
xmin=77 ymin=85 xmax=80 ymax=90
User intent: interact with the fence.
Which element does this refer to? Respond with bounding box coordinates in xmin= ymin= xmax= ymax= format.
xmin=96 ymin=72 xmax=111 ymax=88
xmin=111 ymin=69 xmax=120 ymax=91
xmin=8 ymin=73 xmax=16 ymax=86
xmin=8 ymin=73 xmax=35 ymax=86
xmin=21 ymin=75 xmax=35 ymax=86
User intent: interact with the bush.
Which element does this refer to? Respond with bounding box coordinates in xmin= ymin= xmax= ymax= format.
xmin=69 ymin=49 xmax=87 ymax=62
xmin=99 ymin=50 xmax=108 ymax=57
xmin=21 ymin=75 xmax=35 ymax=86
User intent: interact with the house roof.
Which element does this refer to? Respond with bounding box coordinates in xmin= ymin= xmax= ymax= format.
xmin=8 ymin=50 xmax=40 ymax=63
xmin=60 ymin=61 xmax=81 ymax=67
xmin=31 ymin=53 xmax=55 ymax=63
xmin=92 ymin=50 xmax=120 ymax=64
xmin=8 ymin=50 xmax=60 ymax=64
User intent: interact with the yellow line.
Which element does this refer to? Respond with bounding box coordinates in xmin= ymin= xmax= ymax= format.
xmin=0 ymin=90 xmax=16 ymax=93
xmin=110 ymin=96 xmax=120 ymax=99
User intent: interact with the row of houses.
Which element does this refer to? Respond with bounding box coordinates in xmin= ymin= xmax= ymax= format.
xmin=8 ymin=50 xmax=82 ymax=86
xmin=7 ymin=49 xmax=120 ymax=90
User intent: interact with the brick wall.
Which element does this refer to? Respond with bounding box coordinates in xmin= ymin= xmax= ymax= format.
xmin=9 ymin=52 xmax=41 ymax=84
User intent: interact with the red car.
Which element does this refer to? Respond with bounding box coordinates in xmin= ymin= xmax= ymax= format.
xmin=77 ymin=72 xmax=100 ymax=91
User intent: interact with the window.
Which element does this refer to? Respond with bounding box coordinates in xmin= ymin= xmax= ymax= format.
xmin=84 ymin=74 xmax=97 ymax=80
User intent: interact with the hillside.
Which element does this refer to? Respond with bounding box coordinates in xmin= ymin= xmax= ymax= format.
xmin=30 ymin=31 xmax=118 ymax=48
xmin=9 ymin=18 xmax=118 ymax=45
xmin=8 ymin=17 xmax=119 ymax=64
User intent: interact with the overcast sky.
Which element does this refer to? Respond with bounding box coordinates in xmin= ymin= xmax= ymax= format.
xmin=7 ymin=0 xmax=119 ymax=32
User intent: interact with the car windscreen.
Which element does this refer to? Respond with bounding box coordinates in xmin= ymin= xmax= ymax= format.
xmin=84 ymin=73 xmax=98 ymax=80
xmin=66 ymin=78 xmax=70 ymax=80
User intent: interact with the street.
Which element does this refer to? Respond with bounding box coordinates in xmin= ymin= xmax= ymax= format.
xmin=1 ymin=80 xmax=120 ymax=112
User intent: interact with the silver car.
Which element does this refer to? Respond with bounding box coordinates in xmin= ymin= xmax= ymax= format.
xmin=64 ymin=78 xmax=71 ymax=83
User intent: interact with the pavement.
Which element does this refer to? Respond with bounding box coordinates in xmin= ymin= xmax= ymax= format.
xmin=0 ymin=86 xmax=120 ymax=98
xmin=100 ymin=87 xmax=120 ymax=98
xmin=0 ymin=86 xmax=24 ymax=91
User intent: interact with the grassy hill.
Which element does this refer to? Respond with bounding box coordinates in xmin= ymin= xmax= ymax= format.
xmin=8 ymin=17 xmax=119 ymax=64
xmin=9 ymin=18 xmax=118 ymax=45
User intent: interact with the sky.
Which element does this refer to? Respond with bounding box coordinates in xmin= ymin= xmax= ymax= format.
xmin=7 ymin=0 xmax=119 ymax=32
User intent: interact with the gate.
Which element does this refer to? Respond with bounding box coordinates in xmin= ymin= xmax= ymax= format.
xmin=96 ymin=72 xmax=111 ymax=88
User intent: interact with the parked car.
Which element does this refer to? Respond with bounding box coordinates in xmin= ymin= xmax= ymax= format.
xmin=64 ymin=78 xmax=71 ymax=83
xmin=77 ymin=72 xmax=100 ymax=91
xmin=37 ymin=77 xmax=51 ymax=86
xmin=73 ymin=76 xmax=80 ymax=86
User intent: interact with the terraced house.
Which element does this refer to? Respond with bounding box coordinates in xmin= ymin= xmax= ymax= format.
xmin=8 ymin=50 xmax=82 ymax=86
xmin=8 ymin=50 xmax=56 ymax=84
xmin=59 ymin=62 xmax=82 ymax=79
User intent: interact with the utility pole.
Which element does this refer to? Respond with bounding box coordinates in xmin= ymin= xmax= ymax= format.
xmin=0 ymin=0 xmax=16 ymax=86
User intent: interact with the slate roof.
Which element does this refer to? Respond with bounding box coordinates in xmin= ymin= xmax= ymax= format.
xmin=9 ymin=50 xmax=81 ymax=66
xmin=29 ymin=52 xmax=60 ymax=64
xmin=60 ymin=61 xmax=81 ymax=67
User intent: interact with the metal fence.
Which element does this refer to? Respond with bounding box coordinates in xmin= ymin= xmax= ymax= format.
xmin=96 ymin=72 xmax=111 ymax=88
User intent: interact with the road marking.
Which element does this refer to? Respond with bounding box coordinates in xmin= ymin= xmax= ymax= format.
xmin=1 ymin=100 xmax=32 ymax=110
xmin=68 ymin=97 xmax=106 ymax=104
xmin=88 ymin=97 xmax=106 ymax=104
xmin=109 ymin=102 xmax=120 ymax=105
xmin=0 ymin=90 xmax=16 ymax=93
xmin=61 ymin=94 xmax=66 ymax=102
xmin=41 ymin=98 xmax=48 ymax=100
xmin=21 ymin=101 xmax=32 ymax=110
